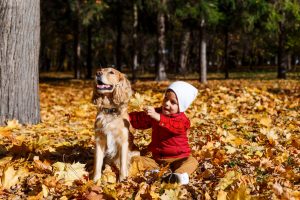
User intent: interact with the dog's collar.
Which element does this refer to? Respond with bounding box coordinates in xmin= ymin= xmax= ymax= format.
xmin=101 ymin=107 xmax=118 ymax=114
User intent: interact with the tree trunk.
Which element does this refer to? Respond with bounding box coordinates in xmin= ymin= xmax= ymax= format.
xmin=73 ymin=1 xmax=81 ymax=79
xmin=132 ymin=2 xmax=138 ymax=82
xmin=0 ymin=0 xmax=40 ymax=125
xmin=224 ymin=28 xmax=229 ymax=79
xmin=277 ymin=22 xmax=286 ymax=79
xmin=156 ymin=0 xmax=168 ymax=81
xmin=179 ymin=30 xmax=190 ymax=74
xmin=57 ymin=42 xmax=66 ymax=72
xmin=199 ymin=20 xmax=207 ymax=83
xmin=116 ymin=0 xmax=123 ymax=71
xmin=86 ymin=24 xmax=93 ymax=79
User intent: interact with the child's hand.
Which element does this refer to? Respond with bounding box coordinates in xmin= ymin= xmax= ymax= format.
xmin=144 ymin=106 xmax=160 ymax=121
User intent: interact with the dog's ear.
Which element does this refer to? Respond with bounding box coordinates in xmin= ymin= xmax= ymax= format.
xmin=113 ymin=74 xmax=132 ymax=105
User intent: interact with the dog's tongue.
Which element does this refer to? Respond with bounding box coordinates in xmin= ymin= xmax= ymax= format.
xmin=97 ymin=84 xmax=110 ymax=89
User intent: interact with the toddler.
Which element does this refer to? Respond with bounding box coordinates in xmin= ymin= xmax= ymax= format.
xmin=129 ymin=81 xmax=198 ymax=185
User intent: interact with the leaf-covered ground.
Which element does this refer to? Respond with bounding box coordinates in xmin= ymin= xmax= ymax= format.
xmin=0 ymin=79 xmax=299 ymax=199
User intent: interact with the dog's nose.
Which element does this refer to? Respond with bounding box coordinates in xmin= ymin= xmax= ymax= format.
xmin=96 ymin=71 xmax=103 ymax=76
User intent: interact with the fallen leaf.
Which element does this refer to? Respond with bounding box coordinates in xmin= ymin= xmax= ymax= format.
xmin=227 ymin=184 xmax=252 ymax=200
xmin=1 ymin=166 xmax=28 ymax=189
xmin=259 ymin=117 xmax=272 ymax=127
xmin=6 ymin=119 xmax=22 ymax=129
xmin=216 ymin=190 xmax=227 ymax=200
xmin=53 ymin=162 xmax=88 ymax=186
xmin=215 ymin=171 xmax=241 ymax=191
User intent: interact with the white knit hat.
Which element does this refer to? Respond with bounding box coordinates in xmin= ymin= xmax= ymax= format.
xmin=167 ymin=81 xmax=198 ymax=112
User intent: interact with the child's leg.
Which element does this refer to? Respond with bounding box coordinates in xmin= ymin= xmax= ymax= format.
xmin=170 ymin=156 xmax=198 ymax=175
xmin=159 ymin=156 xmax=198 ymax=185
xmin=129 ymin=156 xmax=160 ymax=176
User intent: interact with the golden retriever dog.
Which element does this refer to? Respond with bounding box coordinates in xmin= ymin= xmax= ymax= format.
xmin=92 ymin=67 xmax=139 ymax=182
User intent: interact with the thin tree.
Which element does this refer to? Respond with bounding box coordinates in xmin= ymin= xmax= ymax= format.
xmin=179 ymin=30 xmax=191 ymax=75
xmin=266 ymin=0 xmax=300 ymax=79
xmin=0 ymin=0 xmax=40 ymax=125
xmin=132 ymin=1 xmax=139 ymax=82
xmin=199 ymin=18 xmax=207 ymax=83
xmin=173 ymin=0 xmax=221 ymax=83
xmin=116 ymin=0 xmax=123 ymax=71
xmin=156 ymin=0 xmax=168 ymax=81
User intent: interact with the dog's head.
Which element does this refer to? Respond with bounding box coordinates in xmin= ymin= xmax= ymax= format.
xmin=92 ymin=68 xmax=132 ymax=105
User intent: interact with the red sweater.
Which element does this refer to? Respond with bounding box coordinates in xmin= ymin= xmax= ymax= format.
xmin=129 ymin=108 xmax=191 ymax=159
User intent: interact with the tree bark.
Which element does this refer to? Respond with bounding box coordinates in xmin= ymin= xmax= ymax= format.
xmin=132 ymin=2 xmax=138 ymax=82
xmin=224 ymin=28 xmax=229 ymax=79
xmin=73 ymin=1 xmax=81 ymax=79
xmin=277 ymin=22 xmax=286 ymax=79
xmin=0 ymin=0 xmax=40 ymax=125
xmin=179 ymin=30 xmax=190 ymax=74
xmin=116 ymin=0 xmax=123 ymax=71
xmin=156 ymin=0 xmax=168 ymax=81
xmin=86 ymin=24 xmax=93 ymax=79
xmin=199 ymin=20 xmax=207 ymax=83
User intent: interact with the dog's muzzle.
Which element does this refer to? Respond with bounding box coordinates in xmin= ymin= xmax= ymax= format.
xmin=96 ymin=76 xmax=114 ymax=90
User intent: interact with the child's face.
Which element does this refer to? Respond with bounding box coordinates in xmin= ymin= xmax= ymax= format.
xmin=162 ymin=90 xmax=179 ymax=115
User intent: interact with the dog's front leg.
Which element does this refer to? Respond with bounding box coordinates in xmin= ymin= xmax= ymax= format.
xmin=119 ymin=141 xmax=129 ymax=181
xmin=93 ymin=135 xmax=106 ymax=183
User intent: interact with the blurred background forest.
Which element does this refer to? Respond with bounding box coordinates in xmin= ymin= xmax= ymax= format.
xmin=40 ymin=0 xmax=300 ymax=81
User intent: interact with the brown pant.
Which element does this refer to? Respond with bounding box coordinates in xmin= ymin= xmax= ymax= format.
xmin=130 ymin=155 xmax=198 ymax=176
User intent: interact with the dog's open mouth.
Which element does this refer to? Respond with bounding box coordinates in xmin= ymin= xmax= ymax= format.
xmin=97 ymin=80 xmax=113 ymax=90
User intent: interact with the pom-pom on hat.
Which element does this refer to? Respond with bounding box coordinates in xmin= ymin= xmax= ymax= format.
xmin=167 ymin=81 xmax=198 ymax=112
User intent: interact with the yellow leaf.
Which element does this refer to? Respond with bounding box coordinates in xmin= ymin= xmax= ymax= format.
xmin=160 ymin=189 xmax=179 ymax=200
xmin=205 ymin=192 xmax=212 ymax=200
xmin=255 ymin=150 xmax=263 ymax=157
xmin=0 ymin=156 xmax=12 ymax=169
xmin=135 ymin=182 xmax=149 ymax=200
xmin=225 ymin=145 xmax=238 ymax=154
xmin=101 ymin=165 xmax=117 ymax=199
xmin=150 ymin=184 xmax=160 ymax=199
xmin=129 ymin=158 xmax=145 ymax=177
xmin=216 ymin=171 xmax=241 ymax=190
xmin=33 ymin=156 xmax=52 ymax=172
xmin=259 ymin=117 xmax=272 ymax=127
xmin=217 ymin=190 xmax=227 ymax=200
xmin=266 ymin=129 xmax=278 ymax=145
xmin=6 ymin=119 xmax=22 ymax=129
xmin=200 ymin=103 xmax=208 ymax=114
xmin=101 ymin=165 xmax=117 ymax=185
xmin=42 ymin=184 xmax=49 ymax=198
xmin=0 ymin=128 xmax=12 ymax=138
xmin=53 ymin=162 xmax=88 ymax=186
xmin=1 ymin=166 xmax=28 ymax=189
xmin=221 ymin=131 xmax=245 ymax=147
xmin=275 ymin=151 xmax=289 ymax=163
xmin=130 ymin=92 xmax=145 ymax=110
xmin=227 ymin=184 xmax=252 ymax=200
xmin=75 ymin=109 xmax=87 ymax=118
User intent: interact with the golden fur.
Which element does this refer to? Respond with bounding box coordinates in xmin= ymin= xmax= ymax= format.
xmin=92 ymin=68 xmax=139 ymax=182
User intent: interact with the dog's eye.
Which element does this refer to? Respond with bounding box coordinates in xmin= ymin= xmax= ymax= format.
xmin=109 ymin=71 xmax=115 ymax=74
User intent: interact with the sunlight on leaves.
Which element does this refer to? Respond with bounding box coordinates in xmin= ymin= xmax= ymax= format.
xmin=6 ymin=119 xmax=22 ymax=129
xmin=1 ymin=166 xmax=28 ymax=189
xmin=216 ymin=171 xmax=242 ymax=191
xmin=130 ymin=92 xmax=145 ymax=110
xmin=53 ymin=162 xmax=88 ymax=186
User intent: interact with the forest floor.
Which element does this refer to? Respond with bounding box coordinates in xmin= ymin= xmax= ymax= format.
xmin=0 ymin=76 xmax=299 ymax=199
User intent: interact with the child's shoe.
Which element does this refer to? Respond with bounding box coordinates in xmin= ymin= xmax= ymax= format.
xmin=161 ymin=172 xmax=189 ymax=185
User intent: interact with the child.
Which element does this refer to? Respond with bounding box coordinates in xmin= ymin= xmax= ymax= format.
xmin=129 ymin=81 xmax=198 ymax=185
